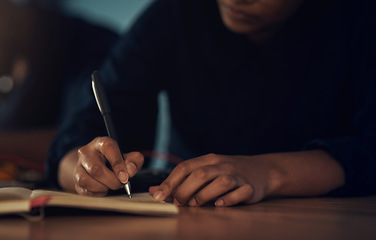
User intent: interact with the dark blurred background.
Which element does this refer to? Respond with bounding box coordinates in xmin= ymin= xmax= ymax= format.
xmin=0 ymin=0 xmax=172 ymax=186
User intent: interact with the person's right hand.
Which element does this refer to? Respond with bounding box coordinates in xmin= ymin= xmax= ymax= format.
xmin=73 ymin=137 xmax=144 ymax=196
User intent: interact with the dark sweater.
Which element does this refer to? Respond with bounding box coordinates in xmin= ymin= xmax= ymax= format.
xmin=48 ymin=0 xmax=376 ymax=196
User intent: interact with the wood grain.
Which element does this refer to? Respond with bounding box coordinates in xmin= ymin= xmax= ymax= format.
xmin=1 ymin=196 xmax=375 ymax=240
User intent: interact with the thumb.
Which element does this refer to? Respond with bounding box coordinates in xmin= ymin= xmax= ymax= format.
xmin=123 ymin=151 xmax=144 ymax=178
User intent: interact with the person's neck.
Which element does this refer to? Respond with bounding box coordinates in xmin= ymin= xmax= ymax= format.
xmin=247 ymin=21 xmax=286 ymax=44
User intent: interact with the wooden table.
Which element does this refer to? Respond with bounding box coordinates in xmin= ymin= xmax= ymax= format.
xmin=1 ymin=196 xmax=376 ymax=240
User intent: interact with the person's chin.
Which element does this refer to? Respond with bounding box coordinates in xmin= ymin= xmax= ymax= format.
xmin=218 ymin=5 xmax=260 ymax=34
xmin=221 ymin=15 xmax=258 ymax=34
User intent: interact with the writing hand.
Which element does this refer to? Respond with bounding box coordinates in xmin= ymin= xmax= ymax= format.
xmin=74 ymin=137 xmax=144 ymax=196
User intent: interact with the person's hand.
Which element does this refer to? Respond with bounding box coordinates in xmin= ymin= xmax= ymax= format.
xmin=149 ymin=153 xmax=275 ymax=207
xmin=73 ymin=137 xmax=144 ymax=196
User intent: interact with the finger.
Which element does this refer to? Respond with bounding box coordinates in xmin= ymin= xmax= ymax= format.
xmin=78 ymin=145 xmax=123 ymax=190
xmin=214 ymin=184 xmax=255 ymax=207
xmin=173 ymin=165 xmax=222 ymax=206
xmin=151 ymin=161 xmax=194 ymax=201
xmin=94 ymin=137 xmax=129 ymax=184
xmin=123 ymin=152 xmax=144 ymax=178
xmin=152 ymin=154 xmax=219 ymax=201
xmin=75 ymin=185 xmax=107 ymax=197
xmin=149 ymin=186 xmax=159 ymax=195
xmin=188 ymin=174 xmax=240 ymax=207
xmin=74 ymin=165 xmax=112 ymax=193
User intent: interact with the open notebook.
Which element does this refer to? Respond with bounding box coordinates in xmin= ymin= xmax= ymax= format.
xmin=0 ymin=187 xmax=178 ymax=219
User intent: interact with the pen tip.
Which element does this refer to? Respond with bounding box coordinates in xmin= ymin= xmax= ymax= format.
xmin=124 ymin=182 xmax=132 ymax=199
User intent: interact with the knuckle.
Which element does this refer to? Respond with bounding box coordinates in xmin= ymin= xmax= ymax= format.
xmin=99 ymin=137 xmax=117 ymax=149
xmin=75 ymin=174 xmax=89 ymax=189
xmin=194 ymin=193 xmax=205 ymax=204
xmin=192 ymin=168 xmax=209 ymax=181
xmin=93 ymin=136 xmax=103 ymax=142
xmin=175 ymin=162 xmax=189 ymax=175
xmin=243 ymin=183 xmax=254 ymax=191
xmin=93 ymin=136 xmax=106 ymax=144
xmin=205 ymin=153 xmax=217 ymax=159
xmin=243 ymin=184 xmax=254 ymax=197
xmin=77 ymin=145 xmax=89 ymax=156
xmin=74 ymin=185 xmax=84 ymax=195
xmin=219 ymin=175 xmax=235 ymax=188
xmin=205 ymin=153 xmax=219 ymax=164
xmin=242 ymin=185 xmax=256 ymax=204
xmin=85 ymin=163 xmax=103 ymax=178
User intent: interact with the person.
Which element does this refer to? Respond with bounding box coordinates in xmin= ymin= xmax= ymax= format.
xmin=0 ymin=0 xmax=118 ymax=168
xmin=48 ymin=0 xmax=376 ymax=207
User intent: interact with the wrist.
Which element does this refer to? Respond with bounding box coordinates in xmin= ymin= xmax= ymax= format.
xmin=262 ymin=150 xmax=345 ymax=197
xmin=58 ymin=148 xmax=79 ymax=193
xmin=264 ymin=157 xmax=287 ymax=198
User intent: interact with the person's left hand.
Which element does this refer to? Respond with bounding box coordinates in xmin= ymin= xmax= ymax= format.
xmin=149 ymin=153 xmax=275 ymax=207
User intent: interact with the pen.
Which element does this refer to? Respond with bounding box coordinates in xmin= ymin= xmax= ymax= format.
xmin=91 ymin=70 xmax=132 ymax=198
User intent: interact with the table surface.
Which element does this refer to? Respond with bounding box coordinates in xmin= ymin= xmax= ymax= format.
xmin=1 ymin=196 xmax=376 ymax=240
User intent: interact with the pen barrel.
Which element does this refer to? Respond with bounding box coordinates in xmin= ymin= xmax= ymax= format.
xmin=103 ymin=113 xmax=123 ymax=171
xmin=103 ymin=113 xmax=119 ymax=144
xmin=92 ymin=71 xmax=131 ymax=197
xmin=102 ymin=113 xmax=127 ymax=163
